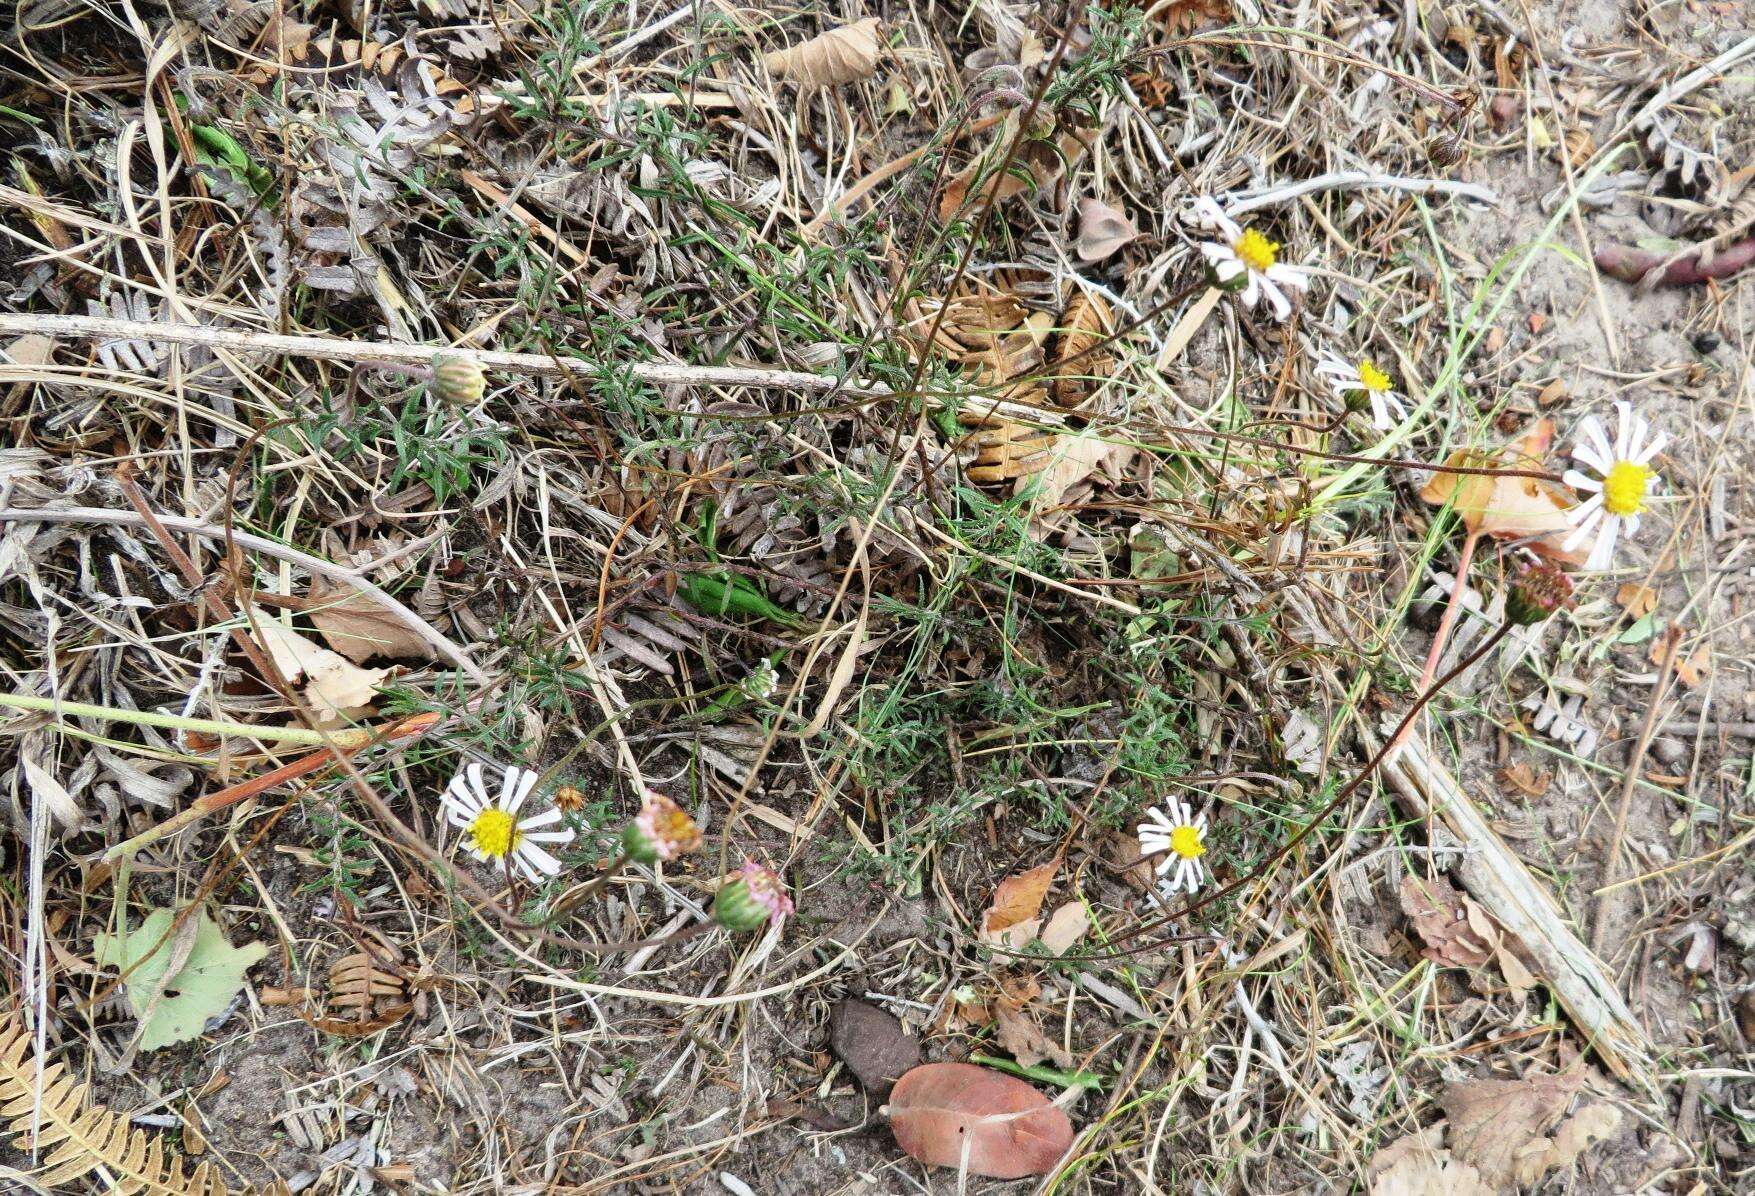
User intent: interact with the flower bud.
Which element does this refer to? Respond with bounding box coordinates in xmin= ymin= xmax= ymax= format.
xmin=431 ymin=353 xmax=486 ymax=405
xmin=620 ymin=789 xmax=701 ymax=865
xmin=1204 ymin=261 xmax=1249 ymax=294
xmin=712 ymin=859 xmax=793 ymax=932
xmin=1505 ymin=559 xmax=1575 ymax=625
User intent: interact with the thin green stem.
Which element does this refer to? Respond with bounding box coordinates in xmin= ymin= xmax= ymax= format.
xmin=0 ymin=692 xmax=334 ymax=745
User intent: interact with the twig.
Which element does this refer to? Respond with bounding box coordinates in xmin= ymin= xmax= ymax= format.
xmin=0 ymin=312 xmax=868 ymax=395
xmin=1216 ymin=171 xmax=1498 ymax=216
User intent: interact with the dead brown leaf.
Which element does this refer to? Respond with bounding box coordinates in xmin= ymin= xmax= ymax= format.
xmin=993 ymin=999 xmax=1072 ymax=1069
xmin=1049 ymin=291 xmax=1114 ymax=408
xmin=1036 ymin=901 xmax=1090 ymax=954
xmin=251 ymin=606 xmax=390 ymax=724
xmin=1369 ymin=1154 xmax=1496 ymax=1196
xmin=938 ymin=115 xmax=1091 ymax=223
xmin=1399 ymin=874 xmax=1494 ymax=968
xmin=1418 ymin=420 xmax=1587 ymax=564
xmin=763 ymin=18 xmax=882 ymax=88
xmin=306 ymin=578 xmax=438 ymax=664
xmin=1651 ymin=628 xmax=1710 ymax=687
xmin=979 ymin=860 xmax=1059 ymax=947
xmin=1513 ymin=1101 xmax=1622 ymax=1186
xmin=1615 ymin=582 xmax=1658 ymax=619
xmin=1074 ymin=197 xmax=1137 ymax=262
xmin=1156 ymin=0 xmax=1232 ymax=35
xmin=1439 ymin=1072 xmax=1582 ymax=1188
xmin=1496 ymin=761 xmax=1551 ymax=797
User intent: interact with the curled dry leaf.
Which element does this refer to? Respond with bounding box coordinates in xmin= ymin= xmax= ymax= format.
xmin=938 ymin=113 xmax=1092 ymax=223
xmin=1074 ymin=197 xmax=1138 ymax=262
xmin=978 ymin=859 xmax=1059 ymax=947
xmin=764 ymin=18 xmax=882 ymax=89
xmin=886 ymin=1062 xmax=1074 ymax=1178
xmin=1400 ymin=874 xmax=1536 ymax=995
xmin=1049 ymin=290 xmax=1114 ymax=407
xmin=961 ymin=414 xmax=1058 ymax=484
xmin=1512 ymin=1101 xmax=1622 ymax=1186
xmin=1037 ymin=900 xmax=1091 ymax=954
xmin=1439 ymin=1071 xmax=1581 ymax=1189
xmin=1369 ymin=1154 xmax=1496 ymax=1196
xmin=250 ymin=605 xmax=391 ymax=724
xmin=1418 ymin=420 xmax=1586 ymax=564
xmin=306 ymin=577 xmax=438 ymax=663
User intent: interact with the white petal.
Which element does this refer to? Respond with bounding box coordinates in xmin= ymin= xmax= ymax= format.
xmin=1569 ymin=439 xmax=1612 ymax=474
xmin=1266 ymin=263 xmax=1308 ymax=291
xmin=444 ymin=776 xmax=482 ymax=827
xmin=1562 ymin=469 xmax=1603 ymax=493
xmin=1635 ymin=429 xmax=1668 ymax=464
xmin=500 ymin=766 xmax=538 ymax=815
xmin=1612 ymin=401 xmax=1633 ymax=458
xmin=514 ymin=840 xmax=562 ymax=881
xmin=1239 ymin=273 xmax=1262 ymax=309
xmin=522 ymin=829 xmax=575 ymax=844
xmin=1585 ymin=516 xmax=1621 ymax=570
xmin=1370 ymin=393 xmax=1395 ymax=430
xmin=519 ymin=808 xmax=564 ymax=829
xmin=1579 ymin=415 xmax=1614 ymax=468
xmin=1194 ymin=812 xmax=1207 ymax=831
xmin=1259 ymin=276 xmax=1291 ymax=321
xmin=465 ymin=761 xmax=491 ymax=805
xmin=1623 ymin=513 xmax=1641 ymax=536
xmin=1140 ymin=807 xmax=1175 ymax=831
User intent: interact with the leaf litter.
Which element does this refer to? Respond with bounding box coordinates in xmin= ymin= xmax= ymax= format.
xmin=0 ymin=0 xmax=1740 ymax=1188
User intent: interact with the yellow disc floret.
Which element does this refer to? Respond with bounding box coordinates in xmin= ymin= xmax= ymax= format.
xmin=1169 ymin=824 xmax=1205 ymax=860
xmin=468 ymin=808 xmax=519 ymax=858
xmin=1232 ymin=228 xmax=1280 ymax=273
xmin=1357 ymin=359 xmax=1392 ymax=393
xmin=1602 ymin=460 xmax=1654 ymax=517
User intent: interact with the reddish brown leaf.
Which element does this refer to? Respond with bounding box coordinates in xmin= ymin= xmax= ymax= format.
xmin=1595 ymin=237 xmax=1755 ymax=286
xmin=886 ymin=1062 xmax=1074 ymax=1178
xmin=978 ymin=859 xmax=1059 ymax=947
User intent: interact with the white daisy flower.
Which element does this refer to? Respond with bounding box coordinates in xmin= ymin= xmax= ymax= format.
xmin=1187 ymin=197 xmax=1309 ymax=321
xmin=1314 ymin=349 xmax=1409 ymax=431
xmin=442 ymin=762 xmax=576 ymax=884
xmin=1137 ymin=798 xmax=1209 ymax=899
xmin=1561 ymin=400 xmax=1666 ymax=571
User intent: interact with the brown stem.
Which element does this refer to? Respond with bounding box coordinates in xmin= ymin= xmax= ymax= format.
xmin=546 ymin=852 xmax=631 ymax=923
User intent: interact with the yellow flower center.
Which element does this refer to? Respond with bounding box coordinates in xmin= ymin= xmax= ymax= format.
xmin=1232 ymin=228 xmax=1280 ymax=273
xmin=1169 ymin=825 xmax=1205 ymax=860
xmin=468 ymin=808 xmax=519 ymax=858
xmin=1357 ymin=360 xmax=1392 ymax=393
xmin=1602 ymin=460 xmax=1653 ymax=517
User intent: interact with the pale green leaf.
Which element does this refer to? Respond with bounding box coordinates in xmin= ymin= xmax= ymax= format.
xmin=94 ymin=907 xmax=267 ymax=1052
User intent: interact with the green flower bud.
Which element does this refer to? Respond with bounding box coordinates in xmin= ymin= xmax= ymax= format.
xmin=431 ymin=353 xmax=486 ymax=405
xmin=712 ymin=859 xmax=793 ymax=933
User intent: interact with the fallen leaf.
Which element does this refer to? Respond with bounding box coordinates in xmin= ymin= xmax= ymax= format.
xmin=1155 ymin=0 xmax=1232 ymax=34
xmin=1496 ymin=761 xmax=1551 ymax=797
xmin=1439 ymin=1072 xmax=1582 ymax=1189
xmin=1048 ymin=290 xmax=1114 ymax=407
xmin=993 ymin=1000 xmax=1071 ymax=1069
xmin=1074 ymin=197 xmax=1138 ymax=262
xmin=1651 ymin=629 xmax=1710 ymax=687
xmin=938 ymin=115 xmax=1091 ymax=223
xmin=1615 ymin=582 xmax=1657 ymax=619
xmin=1370 ymin=1154 xmax=1496 ymax=1196
xmin=1020 ymin=433 xmax=1129 ymax=511
xmin=1399 ymin=874 xmax=1493 ymax=968
xmin=763 ymin=18 xmax=882 ymax=88
xmin=19 ymin=755 xmax=84 ymax=831
xmin=1365 ymin=1125 xmax=1446 ymax=1177
xmin=1418 ymin=420 xmax=1587 ymax=564
xmin=1512 ymin=1102 xmax=1622 ymax=1186
xmin=830 ymin=999 xmax=922 ymax=1097
xmin=886 ymin=1062 xmax=1074 ymax=1178
xmin=1037 ymin=901 xmax=1090 ymax=954
xmin=979 ymin=860 xmax=1059 ymax=947
xmin=93 ymin=907 xmax=268 ymax=1052
xmin=1535 ymin=377 xmax=1567 ymax=406
xmin=251 ymin=605 xmax=391 ymax=724
xmin=306 ymin=578 xmax=438 ymax=663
